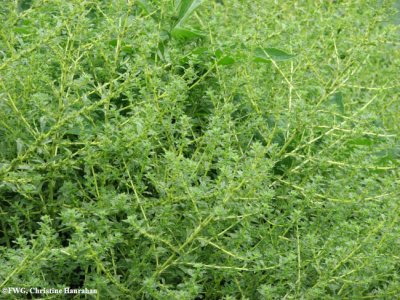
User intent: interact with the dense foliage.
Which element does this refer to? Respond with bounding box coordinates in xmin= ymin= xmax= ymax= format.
xmin=1 ymin=0 xmax=399 ymax=299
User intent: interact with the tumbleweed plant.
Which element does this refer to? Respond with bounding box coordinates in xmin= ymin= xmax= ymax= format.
xmin=1 ymin=0 xmax=399 ymax=299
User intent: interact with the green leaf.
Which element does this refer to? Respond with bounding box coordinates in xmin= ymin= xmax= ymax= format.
xmin=254 ymin=47 xmax=296 ymax=62
xmin=348 ymin=137 xmax=374 ymax=146
xmin=176 ymin=0 xmax=204 ymax=25
xmin=160 ymin=30 xmax=170 ymax=42
xmin=171 ymin=26 xmax=205 ymax=39
xmin=108 ymin=39 xmax=118 ymax=46
xmin=121 ymin=46 xmax=134 ymax=54
xmin=16 ymin=138 xmax=24 ymax=155
xmin=217 ymin=56 xmax=235 ymax=65
xmin=137 ymin=0 xmax=151 ymax=14
xmin=329 ymin=92 xmax=345 ymax=114
xmin=374 ymin=147 xmax=400 ymax=163
xmin=137 ymin=0 xmax=158 ymax=20
xmin=14 ymin=27 xmax=32 ymax=34
xmin=157 ymin=42 xmax=169 ymax=62
xmin=214 ymin=49 xmax=235 ymax=65
xmin=215 ymin=49 xmax=223 ymax=59
xmin=191 ymin=47 xmax=209 ymax=55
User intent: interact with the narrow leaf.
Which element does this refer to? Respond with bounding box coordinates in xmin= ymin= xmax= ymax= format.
xmin=348 ymin=137 xmax=374 ymax=146
xmin=14 ymin=27 xmax=32 ymax=34
xmin=171 ymin=26 xmax=205 ymax=39
xmin=254 ymin=47 xmax=296 ymax=62
xmin=137 ymin=0 xmax=158 ymax=20
xmin=191 ymin=47 xmax=209 ymax=55
xmin=121 ymin=46 xmax=134 ymax=54
xmin=176 ymin=0 xmax=203 ymax=25
xmin=137 ymin=0 xmax=151 ymax=14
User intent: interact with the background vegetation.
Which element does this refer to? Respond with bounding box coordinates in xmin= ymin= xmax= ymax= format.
xmin=1 ymin=0 xmax=399 ymax=299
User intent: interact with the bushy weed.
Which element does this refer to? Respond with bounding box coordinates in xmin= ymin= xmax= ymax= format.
xmin=0 ymin=0 xmax=399 ymax=299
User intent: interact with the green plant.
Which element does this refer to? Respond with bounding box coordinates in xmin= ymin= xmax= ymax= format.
xmin=1 ymin=0 xmax=399 ymax=299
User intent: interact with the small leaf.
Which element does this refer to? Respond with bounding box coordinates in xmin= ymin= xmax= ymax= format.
xmin=217 ymin=56 xmax=235 ymax=65
xmin=215 ymin=49 xmax=223 ymax=59
xmin=374 ymin=148 xmax=400 ymax=163
xmin=191 ymin=47 xmax=209 ymax=55
xmin=65 ymin=127 xmax=81 ymax=136
xmin=121 ymin=45 xmax=134 ymax=54
xmin=16 ymin=138 xmax=24 ymax=155
xmin=214 ymin=49 xmax=235 ymax=65
xmin=14 ymin=27 xmax=32 ymax=34
xmin=254 ymin=47 xmax=296 ymax=62
xmin=108 ymin=39 xmax=118 ymax=46
xmin=160 ymin=30 xmax=170 ymax=42
xmin=348 ymin=137 xmax=374 ymax=146
xmin=171 ymin=26 xmax=205 ymax=39
xmin=329 ymin=92 xmax=344 ymax=114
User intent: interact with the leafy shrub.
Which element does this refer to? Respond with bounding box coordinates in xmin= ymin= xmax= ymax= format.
xmin=1 ymin=0 xmax=399 ymax=299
